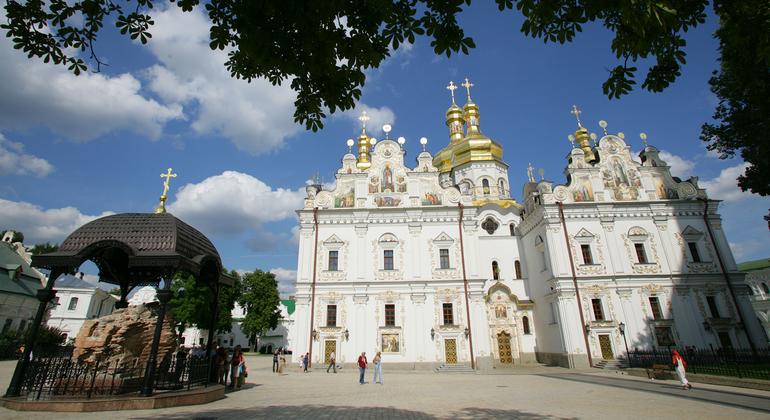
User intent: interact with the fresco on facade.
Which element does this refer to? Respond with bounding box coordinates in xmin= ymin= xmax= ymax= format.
xmin=375 ymin=196 xmax=401 ymax=207
xmin=572 ymin=176 xmax=594 ymax=202
xmin=383 ymin=164 xmax=394 ymax=192
xmin=382 ymin=333 xmax=400 ymax=353
xmin=654 ymin=177 xmax=678 ymax=199
xmin=396 ymin=176 xmax=407 ymax=192
xmin=602 ymin=157 xmax=639 ymax=201
xmin=369 ymin=175 xmax=380 ymax=193
xmin=335 ymin=188 xmax=355 ymax=208
xmin=495 ymin=304 xmax=507 ymax=319
xmin=422 ymin=192 xmax=442 ymax=205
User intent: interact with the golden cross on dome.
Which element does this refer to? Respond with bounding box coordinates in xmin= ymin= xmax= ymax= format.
xmin=160 ymin=168 xmax=177 ymax=197
xmin=358 ymin=110 xmax=370 ymax=133
xmin=461 ymin=78 xmax=474 ymax=100
xmin=570 ymin=105 xmax=583 ymax=128
xmin=447 ymin=81 xmax=458 ymax=103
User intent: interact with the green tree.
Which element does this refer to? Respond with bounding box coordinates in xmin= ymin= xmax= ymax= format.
xmin=700 ymin=0 xmax=770 ymax=200
xmin=170 ymin=270 xmax=241 ymax=333
xmin=30 ymin=242 xmax=59 ymax=255
xmin=238 ymin=269 xmax=281 ymax=345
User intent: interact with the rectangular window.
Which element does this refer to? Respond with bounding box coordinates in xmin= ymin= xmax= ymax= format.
xmin=634 ymin=243 xmax=648 ymax=264
xmin=383 ymin=250 xmax=394 ymax=270
xmin=591 ymin=298 xmax=605 ymax=321
xmin=706 ymin=296 xmax=720 ymax=318
xmin=385 ymin=304 xmax=395 ymax=326
xmin=649 ymin=297 xmax=663 ymax=320
xmin=718 ymin=331 xmax=733 ymax=349
xmin=688 ymin=242 xmax=701 ymax=263
xmin=580 ymin=244 xmax=594 ymax=265
xmin=439 ymin=249 xmax=450 ymax=269
xmin=654 ymin=326 xmax=675 ymax=346
xmin=328 ymin=250 xmax=338 ymax=271
xmin=18 ymin=319 xmax=27 ymax=333
xmin=1 ymin=319 xmax=12 ymax=334
xmin=68 ymin=297 xmax=79 ymax=311
xmin=442 ymin=303 xmax=454 ymax=325
xmin=326 ymin=304 xmax=337 ymax=327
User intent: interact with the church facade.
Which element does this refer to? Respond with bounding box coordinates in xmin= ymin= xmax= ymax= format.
xmin=291 ymin=82 xmax=765 ymax=369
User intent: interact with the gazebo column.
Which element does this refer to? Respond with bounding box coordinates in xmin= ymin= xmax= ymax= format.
xmin=5 ymin=268 xmax=64 ymax=397
xmin=205 ymin=281 xmax=221 ymax=381
xmin=141 ymin=283 xmax=173 ymax=396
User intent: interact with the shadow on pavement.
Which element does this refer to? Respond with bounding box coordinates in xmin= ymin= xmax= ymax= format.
xmin=130 ymin=405 xmax=572 ymax=419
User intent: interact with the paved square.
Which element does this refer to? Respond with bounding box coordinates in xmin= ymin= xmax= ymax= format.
xmin=1 ymin=356 xmax=769 ymax=419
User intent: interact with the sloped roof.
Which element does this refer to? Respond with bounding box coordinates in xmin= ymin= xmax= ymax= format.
xmin=0 ymin=242 xmax=43 ymax=297
xmin=55 ymin=275 xmax=99 ymax=290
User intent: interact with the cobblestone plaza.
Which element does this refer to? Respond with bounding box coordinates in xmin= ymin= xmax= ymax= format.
xmin=1 ymin=356 xmax=769 ymax=419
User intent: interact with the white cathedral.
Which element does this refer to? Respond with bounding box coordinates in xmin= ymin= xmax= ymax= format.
xmin=291 ymin=81 xmax=765 ymax=370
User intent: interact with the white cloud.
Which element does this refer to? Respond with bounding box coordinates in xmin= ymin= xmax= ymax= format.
xmin=659 ymin=151 xmax=695 ymax=179
xmin=0 ymin=133 xmax=54 ymax=177
xmin=0 ymin=199 xmax=113 ymax=244
xmin=339 ymin=103 xmax=396 ymax=137
xmin=701 ymin=163 xmax=751 ymax=202
xmin=0 ymin=7 xmax=183 ymax=141
xmin=270 ymin=268 xmax=297 ymax=297
xmin=144 ymin=7 xmax=301 ymax=154
xmin=167 ymin=171 xmax=303 ymax=239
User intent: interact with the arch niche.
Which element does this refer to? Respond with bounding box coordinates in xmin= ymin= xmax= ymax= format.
xmin=485 ymin=282 xmax=534 ymax=367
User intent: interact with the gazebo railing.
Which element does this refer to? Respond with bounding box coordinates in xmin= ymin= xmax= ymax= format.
xmin=16 ymin=354 xmax=211 ymax=400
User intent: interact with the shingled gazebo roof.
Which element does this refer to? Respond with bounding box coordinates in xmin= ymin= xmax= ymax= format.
xmin=32 ymin=213 xmax=232 ymax=287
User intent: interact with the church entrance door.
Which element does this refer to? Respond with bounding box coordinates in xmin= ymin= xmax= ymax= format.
xmin=444 ymin=339 xmax=457 ymax=364
xmin=497 ymin=332 xmax=513 ymax=364
xmin=324 ymin=340 xmax=336 ymax=365
xmin=598 ymin=334 xmax=614 ymax=359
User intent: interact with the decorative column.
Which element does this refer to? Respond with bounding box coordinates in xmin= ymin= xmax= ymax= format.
xmin=411 ymin=294 xmax=426 ymax=362
xmin=353 ymin=295 xmax=369 ymax=353
xmin=600 ymin=218 xmax=623 ymax=274
xmin=5 ymin=269 xmax=64 ymax=397
xmin=141 ymin=282 xmax=173 ymax=396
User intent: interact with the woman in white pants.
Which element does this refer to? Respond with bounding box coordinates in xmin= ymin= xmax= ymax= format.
xmin=672 ymin=350 xmax=692 ymax=390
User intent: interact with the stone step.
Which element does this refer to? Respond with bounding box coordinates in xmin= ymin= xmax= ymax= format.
xmin=594 ymin=358 xmax=629 ymax=370
xmin=435 ymin=363 xmax=476 ymax=373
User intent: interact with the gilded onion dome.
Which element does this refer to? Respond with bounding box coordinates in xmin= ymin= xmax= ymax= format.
xmin=434 ymin=78 xmax=505 ymax=174
xmin=570 ymin=105 xmax=597 ymax=164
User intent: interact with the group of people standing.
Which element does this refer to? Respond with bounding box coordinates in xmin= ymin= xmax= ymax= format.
xmin=357 ymin=351 xmax=383 ymax=385
xmin=214 ymin=345 xmax=248 ymax=390
xmin=272 ymin=348 xmax=288 ymax=373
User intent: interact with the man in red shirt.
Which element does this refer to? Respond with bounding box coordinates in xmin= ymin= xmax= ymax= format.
xmin=357 ymin=352 xmax=368 ymax=384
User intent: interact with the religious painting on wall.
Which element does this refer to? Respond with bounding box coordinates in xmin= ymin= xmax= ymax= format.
xmin=422 ymin=192 xmax=442 ymax=205
xmin=369 ymin=176 xmax=380 ymax=193
xmin=382 ymin=333 xmax=400 ymax=353
xmin=396 ymin=176 xmax=407 ymax=192
xmin=335 ymin=188 xmax=355 ymax=208
xmin=654 ymin=177 xmax=678 ymax=199
xmin=375 ymin=196 xmax=401 ymax=207
xmin=572 ymin=177 xmax=594 ymax=202
xmin=495 ymin=304 xmax=507 ymax=319
xmin=602 ymin=158 xmax=639 ymax=201
xmin=382 ymin=164 xmax=394 ymax=192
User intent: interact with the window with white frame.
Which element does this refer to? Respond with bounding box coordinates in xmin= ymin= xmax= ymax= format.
xmin=439 ymin=249 xmax=450 ymax=269
xmin=574 ymin=229 xmax=597 ymax=265
xmin=627 ymin=227 xmax=652 ymax=264
xmin=682 ymin=226 xmax=708 ymax=263
xmin=580 ymin=244 xmax=594 ymax=265
xmin=378 ymin=233 xmax=399 ymax=271
xmin=68 ymin=297 xmax=79 ymax=311
xmin=328 ymin=250 xmax=339 ymax=271
xmin=591 ymin=298 xmax=605 ymax=321
xmin=383 ymin=250 xmax=394 ymax=270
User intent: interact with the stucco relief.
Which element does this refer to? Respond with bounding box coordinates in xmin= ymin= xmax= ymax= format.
xmin=621 ymin=228 xmax=662 ymax=274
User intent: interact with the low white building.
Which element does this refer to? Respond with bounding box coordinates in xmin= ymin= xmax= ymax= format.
xmin=0 ymin=233 xmax=46 ymax=336
xmin=46 ymin=274 xmax=118 ymax=341
xmin=215 ymin=300 xmax=296 ymax=352
xmin=742 ymin=259 xmax=770 ymax=345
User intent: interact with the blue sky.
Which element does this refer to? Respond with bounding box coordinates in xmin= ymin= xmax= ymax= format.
xmin=1 ymin=4 xmax=767 ymax=295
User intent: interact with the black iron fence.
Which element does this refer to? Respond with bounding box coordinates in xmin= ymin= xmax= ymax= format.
xmin=628 ymin=347 xmax=770 ymax=380
xmin=17 ymin=354 xmax=211 ymax=400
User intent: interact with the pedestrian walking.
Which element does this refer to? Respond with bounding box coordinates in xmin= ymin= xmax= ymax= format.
xmin=215 ymin=347 xmax=228 ymax=385
xmin=303 ymin=352 xmax=310 ymax=372
xmin=272 ymin=349 xmax=279 ymax=373
xmin=278 ymin=350 xmax=286 ymax=374
xmin=372 ymin=351 xmax=383 ymax=384
xmin=229 ymin=345 xmax=244 ymax=390
xmin=672 ymin=349 xmax=692 ymax=390
xmin=357 ymin=351 xmax=368 ymax=384
xmin=327 ymin=351 xmax=337 ymax=373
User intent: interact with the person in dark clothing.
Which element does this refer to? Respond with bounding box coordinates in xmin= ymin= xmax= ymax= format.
xmin=303 ymin=352 xmax=309 ymax=372
xmin=357 ymin=352 xmax=368 ymax=384
xmin=272 ymin=349 xmax=279 ymax=373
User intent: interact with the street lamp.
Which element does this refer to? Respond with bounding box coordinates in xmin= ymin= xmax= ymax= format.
xmin=344 ymin=329 xmax=349 ymax=341
xmin=311 ymin=329 xmax=318 ymax=341
xmin=619 ymin=322 xmax=630 ymax=359
xmin=464 ymin=327 xmax=470 ymax=339
xmin=430 ymin=328 xmax=435 ymax=340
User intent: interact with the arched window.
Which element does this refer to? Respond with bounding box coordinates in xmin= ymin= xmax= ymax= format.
xmin=514 ymin=260 xmax=522 ymax=279
xmin=509 ymin=223 xmax=515 ymax=236
xmin=492 ymin=261 xmax=500 ymax=280
xmin=763 ymin=283 xmax=770 ymax=294
xmin=522 ymin=316 xmax=531 ymax=335
xmin=68 ymin=297 xmax=79 ymax=311
xmin=482 ymin=179 xmax=490 ymax=195
xmin=498 ymin=179 xmax=505 ymax=195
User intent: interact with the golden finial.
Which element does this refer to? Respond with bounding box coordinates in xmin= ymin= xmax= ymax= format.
xmin=570 ymin=105 xmax=583 ymax=128
xmin=358 ymin=110 xmax=370 ymax=134
xmin=461 ymin=78 xmax=474 ymax=100
xmin=447 ymin=81 xmax=458 ymax=104
xmin=154 ymin=168 xmax=177 ymax=214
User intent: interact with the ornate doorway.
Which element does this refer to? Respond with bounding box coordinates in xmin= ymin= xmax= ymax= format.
xmin=324 ymin=340 xmax=336 ymax=365
xmin=444 ymin=338 xmax=457 ymax=364
xmin=497 ymin=332 xmax=513 ymax=364
xmin=598 ymin=334 xmax=614 ymax=359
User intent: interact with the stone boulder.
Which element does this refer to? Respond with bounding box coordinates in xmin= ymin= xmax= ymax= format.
xmin=73 ymin=302 xmax=178 ymax=369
